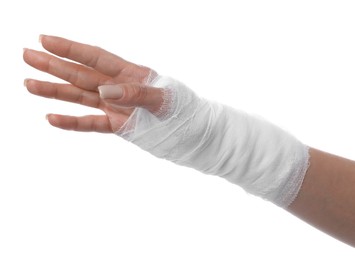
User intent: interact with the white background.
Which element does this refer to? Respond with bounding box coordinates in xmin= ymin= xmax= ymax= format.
xmin=1 ymin=0 xmax=355 ymax=259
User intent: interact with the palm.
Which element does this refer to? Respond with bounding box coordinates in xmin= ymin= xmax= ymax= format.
xmin=102 ymin=64 xmax=155 ymax=131
xmin=24 ymin=35 xmax=154 ymax=133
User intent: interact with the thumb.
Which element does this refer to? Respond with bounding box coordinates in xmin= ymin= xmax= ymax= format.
xmin=98 ymin=83 xmax=164 ymax=115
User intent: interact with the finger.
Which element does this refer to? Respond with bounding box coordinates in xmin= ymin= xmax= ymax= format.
xmin=39 ymin=35 xmax=132 ymax=78
xmin=24 ymin=79 xmax=102 ymax=109
xmin=98 ymin=83 xmax=164 ymax=115
xmin=23 ymin=49 xmax=112 ymax=90
xmin=46 ymin=114 xmax=113 ymax=133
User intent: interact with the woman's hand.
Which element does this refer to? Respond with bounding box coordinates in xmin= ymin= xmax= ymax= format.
xmin=23 ymin=35 xmax=163 ymax=133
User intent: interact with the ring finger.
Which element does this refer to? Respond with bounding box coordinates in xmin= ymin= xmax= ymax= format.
xmin=25 ymin=79 xmax=103 ymax=109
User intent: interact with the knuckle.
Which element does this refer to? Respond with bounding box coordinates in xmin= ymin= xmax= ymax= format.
xmin=130 ymin=85 xmax=148 ymax=105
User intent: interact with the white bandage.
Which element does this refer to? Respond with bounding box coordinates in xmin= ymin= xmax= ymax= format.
xmin=117 ymin=76 xmax=310 ymax=207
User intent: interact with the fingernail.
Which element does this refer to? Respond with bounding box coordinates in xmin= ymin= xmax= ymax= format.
xmin=39 ymin=34 xmax=45 ymax=43
xmin=98 ymin=85 xmax=124 ymax=99
xmin=24 ymin=78 xmax=29 ymax=87
xmin=45 ymin=114 xmax=50 ymax=120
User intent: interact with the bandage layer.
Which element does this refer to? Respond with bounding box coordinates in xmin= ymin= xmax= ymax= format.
xmin=117 ymin=76 xmax=309 ymax=207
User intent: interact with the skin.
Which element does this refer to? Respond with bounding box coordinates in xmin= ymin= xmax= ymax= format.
xmin=24 ymin=35 xmax=355 ymax=248
xmin=288 ymin=148 xmax=355 ymax=247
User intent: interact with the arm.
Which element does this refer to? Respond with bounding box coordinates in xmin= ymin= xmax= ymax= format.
xmin=288 ymin=148 xmax=355 ymax=247
xmin=23 ymin=35 xmax=355 ymax=247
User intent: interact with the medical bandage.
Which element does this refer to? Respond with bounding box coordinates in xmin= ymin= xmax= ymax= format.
xmin=117 ymin=76 xmax=310 ymax=207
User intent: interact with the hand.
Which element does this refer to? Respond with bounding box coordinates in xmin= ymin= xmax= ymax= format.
xmin=23 ymin=35 xmax=163 ymax=133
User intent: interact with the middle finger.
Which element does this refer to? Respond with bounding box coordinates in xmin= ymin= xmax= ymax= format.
xmin=23 ymin=49 xmax=113 ymax=91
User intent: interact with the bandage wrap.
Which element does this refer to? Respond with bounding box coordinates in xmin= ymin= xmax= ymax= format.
xmin=117 ymin=76 xmax=309 ymax=207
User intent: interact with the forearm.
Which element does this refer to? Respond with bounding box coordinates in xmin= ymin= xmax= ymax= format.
xmin=118 ymin=76 xmax=355 ymax=247
xmin=288 ymin=148 xmax=355 ymax=247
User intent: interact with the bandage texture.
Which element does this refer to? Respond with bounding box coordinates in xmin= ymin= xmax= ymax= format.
xmin=117 ymin=76 xmax=310 ymax=207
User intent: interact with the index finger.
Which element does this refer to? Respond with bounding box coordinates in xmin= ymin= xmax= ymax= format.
xmin=39 ymin=35 xmax=131 ymax=78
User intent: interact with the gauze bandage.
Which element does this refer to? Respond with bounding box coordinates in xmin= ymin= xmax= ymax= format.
xmin=117 ymin=76 xmax=310 ymax=207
